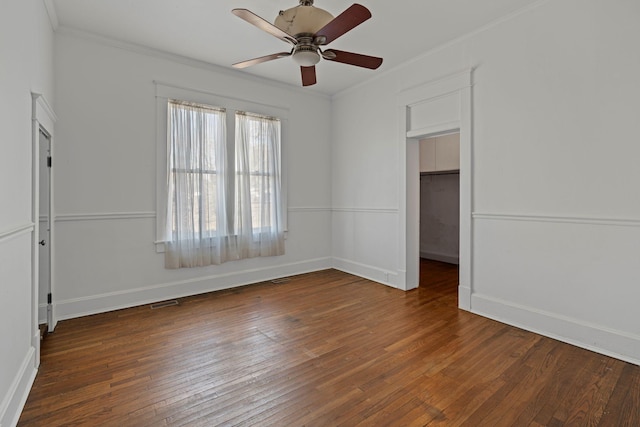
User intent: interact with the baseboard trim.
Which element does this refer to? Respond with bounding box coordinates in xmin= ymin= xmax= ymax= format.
xmin=0 ymin=347 xmax=37 ymax=427
xmin=331 ymin=257 xmax=398 ymax=289
xmin=38 ymin=303 xmax=47 ymax=325
xmin=458 ymin=286 xmax=471 ymax=311
xmin=56 ymin=257 xmax=332 ymax=321
xmin=420 ymin=251 xmax=459 ymax=265
xmin=471 ymin=293 xmax=640 ymax=366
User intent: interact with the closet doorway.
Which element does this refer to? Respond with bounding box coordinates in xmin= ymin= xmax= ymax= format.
xmin=418 ymin=132 xmax=460 ymax=289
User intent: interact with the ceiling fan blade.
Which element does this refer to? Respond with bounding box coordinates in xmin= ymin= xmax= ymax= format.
xmin=323 ymin=49 xmax=383 ymax=69
xmin=301 ymin=66 xmax=317 ymax=86
xmin=233 ymin=52 xmax=292 ymax=69
xmin=232 ymin=9 xmax=297 ymax=46
xmin=315 ymin=4 xmax=372 ymax=45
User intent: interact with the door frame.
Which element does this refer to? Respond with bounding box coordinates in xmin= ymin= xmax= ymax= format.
xmin=38 ymin=128 xmax=53 ymax=330
xmin=396 ymin=69 xmax=473 ymax=310
xmin=31 ymin=93 xmax=57 ymax=366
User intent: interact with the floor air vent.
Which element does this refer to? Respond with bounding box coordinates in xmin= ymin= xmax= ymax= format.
xmin=150 ymin=300 xmax=179 ymax=309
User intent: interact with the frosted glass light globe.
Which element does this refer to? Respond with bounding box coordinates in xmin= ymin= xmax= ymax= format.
xmin=292 ymin=49 xmax=321 ymax=66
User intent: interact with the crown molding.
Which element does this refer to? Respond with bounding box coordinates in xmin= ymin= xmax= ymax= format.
xmin=332 ymin=0 xmax=551 ymax=100
xmin=54 ymin=26 xmax=330 ymax=100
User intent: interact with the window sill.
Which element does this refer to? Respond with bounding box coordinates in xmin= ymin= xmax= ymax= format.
xmin=155 ymin=231 xmax=288 ymax=253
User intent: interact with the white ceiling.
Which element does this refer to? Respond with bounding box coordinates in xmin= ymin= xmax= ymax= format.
xmin=51 ymin=0 xmax=540 ymax=95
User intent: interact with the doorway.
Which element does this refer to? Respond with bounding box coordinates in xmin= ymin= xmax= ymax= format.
xmin=418 ymin=132 xmax=461 ymax=290
xmin=397 ymin=69 xmax=472 ymax=309
xmin=38 ymin=129 xmax=53 ymax=333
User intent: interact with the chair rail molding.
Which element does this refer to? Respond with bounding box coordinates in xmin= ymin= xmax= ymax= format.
xmin=55 ymin=212 xmax=157 ymax=222
xmin=473 ymin=212 xmax=640 ymax=228
xmin=0 ymin=223 xmax=35 ymax=243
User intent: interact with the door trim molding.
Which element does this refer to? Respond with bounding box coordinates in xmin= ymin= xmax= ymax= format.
xmin=396 ymin=69 xmax=473 ymax=312
xmin=31 ymin=93 xmax=57 ymax=372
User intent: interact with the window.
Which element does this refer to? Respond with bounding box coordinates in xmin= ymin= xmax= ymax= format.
xmin=235 ymin=112 xmax=282 ymax=234
xmin=166 ymin=100 xmax=227 ymax=240
xmin=156 ymin=85 xmax=287 ymax=269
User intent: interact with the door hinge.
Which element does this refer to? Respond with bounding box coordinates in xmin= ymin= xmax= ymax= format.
xmin=47 ymin=156 xmax=52 ymax=168
xmin=47 ymin=293 xmax=52 ymax=304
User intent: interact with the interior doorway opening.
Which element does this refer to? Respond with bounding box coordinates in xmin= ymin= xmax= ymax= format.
xmin=417 ymin=131 xmax=460 ymax=290
xmin=397 ymin=69 xmax=472 ymax=309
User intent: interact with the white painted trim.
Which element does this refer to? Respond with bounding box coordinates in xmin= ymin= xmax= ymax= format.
xmin=471 ymin=293 xmax=640 ymax=366
xmin=32 ymin=92 xmax=58 ymax=347
xmin=38 ymin=303 xmax=48 ymax=325
xmin=0 ymin=224 xmax=35 ymax=243
xmin=154 ymin=82 xmax=291 ymax=246
xmin=0 ymin=347 xmax=37 ymax=427
xmin=32 ymin=92 xmax=57 ymax=126
xmin=399 ymin=69 xmax=472 ymax=108
xmin=55 ymin=257 xmax=332 ymax=321
xmin=407 ymin=122 xmax=461 ymax=139
xmin=287 ymin=207 xmax=332 ymax=213
xmin=42 ymin=0 xmax=59 ymax=30
xmin=155 ymin=81 xmax=291 ymax=118
xmin=395 ymin=270 xmax=408 ymax=291
xmin=458 ymin=286 xmax=471 ymax=310
xmin=397 ymin=69 xmax=473 ymax=309
xmin=332 ymin=257 xmax=399 ymax=289
xmin=332 ymin=207 xmax=399 ymax=214
xmin=473 ymin=212 xmax=640 ymax=228
xmin=420 ymin=251 xmax=459 ymax=265
xmin=458 ymin=82 xmax=473 ymax=311
xmin=55 ymin=212 xmax=156 ymax=222
xmin=333 ymin=0 xmax=550 ymax=99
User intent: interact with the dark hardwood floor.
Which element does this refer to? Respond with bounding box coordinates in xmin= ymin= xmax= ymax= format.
xmin=19 ymin=260 xmax=640 ymax=426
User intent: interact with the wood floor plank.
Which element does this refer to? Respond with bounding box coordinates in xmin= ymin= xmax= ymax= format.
xmin=18 ymin=260 xmax=640 ymax=426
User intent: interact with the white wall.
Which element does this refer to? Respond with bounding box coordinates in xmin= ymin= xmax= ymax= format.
xmin=331 ymin=0 xmax=640 ymax=364
xmin=420 ymin=173 xmax=460 ymax=264
xmin=0 ymin=0 xmax=55 ymax=425
xmin=52 ymin=31 xmax=332 ymax=320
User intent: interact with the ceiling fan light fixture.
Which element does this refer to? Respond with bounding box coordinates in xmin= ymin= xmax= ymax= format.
xmin=232 ymin=2 xmax=382 ymax=86
xmin=292 ymin=48 xmax=321 ymax=67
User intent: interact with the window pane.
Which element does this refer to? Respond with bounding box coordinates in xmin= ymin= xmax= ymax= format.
xmin=235 ymin=112 xmax=281 ymax=233
xmin=167 ymin=101 xmax=226 ymax=239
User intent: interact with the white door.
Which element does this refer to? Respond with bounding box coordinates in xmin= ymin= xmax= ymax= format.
xmin=38 ymin=129 xmax=53 ymax=331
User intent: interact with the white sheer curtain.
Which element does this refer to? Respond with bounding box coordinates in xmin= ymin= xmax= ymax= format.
xmin=165 ymin=100 xmax=237 ymax=268
xmin=235 ymin=112 xmax=285 ymax=259
xmin=164 ymin=102 xmax=285 ymax=269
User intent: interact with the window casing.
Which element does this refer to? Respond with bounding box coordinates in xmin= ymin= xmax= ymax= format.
xmin=155 ymin=83 xmax=288 ymax=254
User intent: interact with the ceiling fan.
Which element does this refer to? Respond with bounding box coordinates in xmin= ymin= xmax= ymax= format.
xmin=231 ymin=0 xmax=383 ymax=87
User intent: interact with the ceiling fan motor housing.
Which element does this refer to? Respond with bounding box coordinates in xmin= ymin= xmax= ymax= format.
xmin=274 ymin=3 xmax=334 ymax=37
